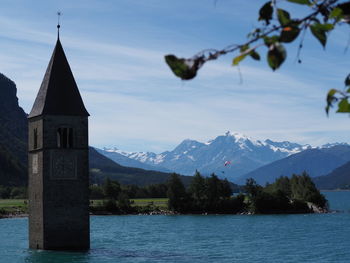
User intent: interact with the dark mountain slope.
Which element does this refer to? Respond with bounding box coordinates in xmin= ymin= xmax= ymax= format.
xmin=0 ymin=144 xmax=26 ymax=186
xmin=313 ymin=161 xmax=350 ymax=189
xmin=89 ymin=147 xmax=193 ymax=186
xmin=237 ymin=146 xmax=350 ymax=185
xmin=0 ymin=73 xmax=27 ymax=185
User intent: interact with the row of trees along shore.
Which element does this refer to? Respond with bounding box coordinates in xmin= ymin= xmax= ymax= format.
xmin=0 ymin=172 xmax=327 ymax=215
xmin=89 ymin=171 xmax=327 ymax=214
xmin=167 ymin=171 xmax=327 ymax=214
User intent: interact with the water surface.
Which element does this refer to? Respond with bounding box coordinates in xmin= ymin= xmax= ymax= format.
xmin=1 ymin=191 xmax=350 ymax=263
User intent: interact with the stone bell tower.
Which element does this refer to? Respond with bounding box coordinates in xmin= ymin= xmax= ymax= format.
xmin=28 ymin=26 xmax=90 ymax=250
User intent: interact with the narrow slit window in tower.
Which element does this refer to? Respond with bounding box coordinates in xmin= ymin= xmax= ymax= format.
xmin=57 ymin=128 xmax=62 ymax=148
xmin=68 ymin=128 xmax=73 ymax=148
xmin=33 ymin=128 xmax=38 ymax=149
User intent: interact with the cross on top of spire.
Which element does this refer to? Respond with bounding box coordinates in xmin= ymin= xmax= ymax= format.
xmin=57 ymin=11 xmax=62 ymax=39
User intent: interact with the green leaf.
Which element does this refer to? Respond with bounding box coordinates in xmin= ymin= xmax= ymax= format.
xmin=250 ymin=50 xmax=261 ymax=61
xmin=286 ymin=0 xmax=311 ymax=5
xmin=320 ymin=23 xmax=334 ymax=31
xmin=277 ymin=9 xmax=291 ymax=26
xmin=310 ymin=23 xmax=333 ymax=47
xmin=165 ymin=55 xmax=200 ymax=80
xmin=280 ymin=25 xmax=300 ymax=43
xmin=233 ymin=47 xmax=260 ymax=65
xmin=233 ymin=53 xmax=247 ymax=66
xmin=240 ymin=44 xmax=249 ymax=52
xmin=337 ymin=2 xmax=350 ymax=16
xmin=345 ymin=74 xmax=350 ymax=87
xmin=327 ymin=89 xmax=337 ymax=100
xmin=267 ymin=43 xmax=286 ymax=71
xmin=264 ymin=35 xmax=280 ymax=46
xmin=325 ymin=89 xmax=338 ymax=115
xmin=259 ymin=2 xmax=273 ymax=25
xmin=330 ymin=7 xmax=343 ymax=21
xmin=337 ymin=98 xmax=350 ymax=113
xmin=247 ymin=28 xmax=261 ymax=39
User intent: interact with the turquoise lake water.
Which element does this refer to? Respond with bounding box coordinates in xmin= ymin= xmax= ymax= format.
xmin=1 ymin=191 xmax=350 ymax=263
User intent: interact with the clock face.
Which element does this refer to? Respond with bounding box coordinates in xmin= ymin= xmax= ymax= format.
xmin=51 ymin=150 xmax=77 ymax=180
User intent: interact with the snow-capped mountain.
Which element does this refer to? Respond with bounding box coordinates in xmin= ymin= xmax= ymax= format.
xmin=321 ymin=142 xmax=349 ymax=148
xmin=95 ymin=148 xmax=170 ymax=172
xmin=100 ymin=131 xmax=316 ymax=180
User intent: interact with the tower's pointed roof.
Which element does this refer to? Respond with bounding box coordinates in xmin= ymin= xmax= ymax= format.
xmin=29 ymin=38 xmax=89 ymax=118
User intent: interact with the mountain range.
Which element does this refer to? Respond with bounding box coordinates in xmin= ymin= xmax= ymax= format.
xmin=313 ymin=160 xmax=350 ymax=190
xmin=100 ymin=132 xmax=345 ymax=181
xmin=236 ymin=145 xmax=350 ymax=185
xmin=95 ymin=148 xmax=171 ymax=173
xmin=1 ymin=71 xmax=350 ymax=190
xmin=89 ymin=147 xmax=192 ymax=186
xmin=100 ymin=133 xmax=350 ymax=188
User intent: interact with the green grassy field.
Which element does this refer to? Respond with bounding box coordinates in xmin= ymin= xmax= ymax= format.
xmin=90 ymin=198 xmax=168 ymax=209
xmin=0 ymin=199 xmax=27 ymax=207
xmin=0 ymin=198 xmax=170 ymax=215
xmin=0 ymin=199 xmax=27 ymax=214
xmin=130 ymin=198 xmax=168 ymax=208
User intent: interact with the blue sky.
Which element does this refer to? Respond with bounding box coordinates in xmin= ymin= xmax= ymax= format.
xmin=0 ymin=0 xmax=349 ymax=152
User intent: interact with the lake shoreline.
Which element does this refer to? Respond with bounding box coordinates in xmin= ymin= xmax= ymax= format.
xmin=321 ymin=189 xmax=350 ymax=192
xmin=0 ymin=207 xmax=332 ymax=219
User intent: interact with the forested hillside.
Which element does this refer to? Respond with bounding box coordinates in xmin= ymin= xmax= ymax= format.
xmin=237 ymin=146 xmax=350 ymax=185
xmin=313 ymin=161 xmax=350 ymax=190
xmin=0 ymin=73 xmax=27 ymax=186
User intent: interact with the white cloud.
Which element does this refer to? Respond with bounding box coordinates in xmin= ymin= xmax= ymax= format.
xmin=1 ymin=1 xmax=350 ymax=153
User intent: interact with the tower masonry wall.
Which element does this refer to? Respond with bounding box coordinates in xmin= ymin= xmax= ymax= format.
xmin=28 ymin=147 xmax=44 ymax=249
xmin=42 ymin=115 xmax=88 ymax=149
xmin=28 ymin=115 xmax=89 ymax=250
